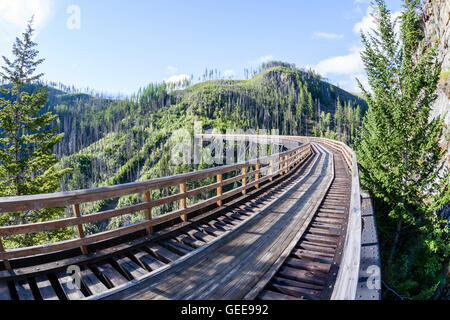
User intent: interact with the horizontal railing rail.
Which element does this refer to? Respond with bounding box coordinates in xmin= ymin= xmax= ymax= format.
xmin=0 ymin=136 xmax=312 ymax=269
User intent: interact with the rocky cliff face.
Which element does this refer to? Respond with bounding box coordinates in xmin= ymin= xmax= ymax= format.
xmin=421 ymin=0 xmax=449 ymax=162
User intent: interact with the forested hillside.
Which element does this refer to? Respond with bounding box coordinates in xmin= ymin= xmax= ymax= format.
xmin=1 ymin=62 xmax=365 ymax=234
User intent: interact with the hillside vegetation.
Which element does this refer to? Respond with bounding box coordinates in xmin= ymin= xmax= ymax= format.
xmin=1 ymin=61 xmax=366 ymax=241
xmin=21 ymin=64 xmax=365 ymax=230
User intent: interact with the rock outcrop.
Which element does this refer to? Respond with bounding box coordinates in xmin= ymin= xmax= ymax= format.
xmin=421 ymin=0 xmax=449 ymax=162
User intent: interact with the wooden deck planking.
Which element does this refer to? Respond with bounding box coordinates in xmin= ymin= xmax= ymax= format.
xmin=35 ymin=275 xmax=59 ymax=300
xmin=0 ymin=281 xmax=11 ymax=300
xmin=113 ymin=256 xmax=148 ymax=280
xmin=81 ymin=267 xmax=108 ymax=295
xmin=98 ymin=144 xmax=333 ymax=300
xmin=133 ymin=250 xmax=167 ymax=271
xmin=96 ymin=263 xmax=128 ymax=288
xmin=170 ymin=146 xmax=330 ymax=300
xmin=145 ymin=244 xmax=181 ymax=264
xmin=259 ymin=290 xmax=303 ymax=300
xmin=57 ymin=272 xmax=85 ymax=300
xmin=14 ymin=279 xmax=34 ymax=300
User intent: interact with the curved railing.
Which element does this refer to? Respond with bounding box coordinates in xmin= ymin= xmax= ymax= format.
xmin=0 ymin=136 xmax=311 ymax=268
xmin=302 ymin=137 xmax=362 ymax=300
xmin=0 ymin=135 xmax=362 ymax=300
xmin=207 ymin=135 xmax=362 ymax=300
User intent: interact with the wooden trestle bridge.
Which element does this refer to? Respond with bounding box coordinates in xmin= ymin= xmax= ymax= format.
xmin=0 ymin=135 xmax=380 ymax=300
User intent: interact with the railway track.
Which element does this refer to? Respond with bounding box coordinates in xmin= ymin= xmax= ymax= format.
xmin=258 ymin=148 xmax=351 ymax=300
xmin=0 ymin=144 xmax=320 ymax=301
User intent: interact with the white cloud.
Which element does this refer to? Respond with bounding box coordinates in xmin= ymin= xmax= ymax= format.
xmin=337 ymin=73 xmax=370 ymax=93
xmin=353 ymin=6 xmax=402 ymax=35
xmin=251 ymin=55 xmax=275 ymax=65
xmin=313 ymin=32 xmax=344 ymax=40
xmin=315 ymin=6 xmax=402 ymax=93
xmin=164 ymin=74 xmax=190 ymax=84
xmin=0 ymin=0 xmax=54 ymax=57
xmin=0 ymin=0 xmax=54 ymax=31
xmin=353 ymin=7 xmax=376 ymax=34
xmin=314 ymin=46 xmax=363 ymax=77
xmin=313 ymin=45 xmax=367 ymax=93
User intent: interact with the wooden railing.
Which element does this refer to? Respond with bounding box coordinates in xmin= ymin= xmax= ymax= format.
xmin=201 ymin=134 xmax=362 ymax=300
xmin=0 ymin=134 xmax=362 ymax=300
xmin=0 ymin=136 xmax=312 ymax=270
xmin=304 ymin=137 xmax=362 ymax=300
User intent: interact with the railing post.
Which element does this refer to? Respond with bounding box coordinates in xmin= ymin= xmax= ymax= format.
xmin=269 ymin=159 xmax=274 ymax=181
xmin=279 ymin=155 xmax=283 ymax=175
xmin=255 ymin=162 xmax=260 ymax=189
xmin=0 ymin=238 xmax=11 ymax=270
xmin=144 ymin=191 xmax=153 ymax=234
xmin=286 ymin=153 xmax=291 ymax=173
xmin=217 ymin=174 xmax=223 ymax=207
xmin=242 ymin=167 xmax=247 ymax=195
xmin=180 ymin=183 xmax=187 ymax=222
xmin=72 ymin=204 xmax=88 ymax=255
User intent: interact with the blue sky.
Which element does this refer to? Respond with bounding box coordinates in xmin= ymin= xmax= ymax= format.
xmin=0 ymin=0 xmax=403 ymax=96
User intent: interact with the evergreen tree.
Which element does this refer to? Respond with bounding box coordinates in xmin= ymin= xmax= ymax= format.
xmin=345 ymin=103 xmax=354 ymax=143
xmin=0 ymin=18 xmax=72 ymax=246
xmin=356 ymin=0 xmax=449 ymax=298
xmin=354 ymin=105 xmax=361 ymax=129
xmin=335 ymin=97 xmax=343 ymax=136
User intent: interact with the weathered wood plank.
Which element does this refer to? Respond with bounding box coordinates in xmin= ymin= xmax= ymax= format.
xmin=160 ymin=239 xmax=193 ymax=256
xmin=303 ymin=233 xmax=339 ymax=246
xmin=291 ymin=248 xmax=334 ymax=262
xmin=271 ymin=282 xmax=319 ymax=300
xmin=272 ymin=276 xmax=323 ymax=291
xmin=146 ymin=244 xmax=180 ymax=264
xmin=298 ymin=241 xmax=336 ymax=253
xmin=0 ymin=281 xmax=11 ymax=300
xmin=284 ymin=257 xmax=331 ymax=274
xmin=57 ymin=272 xmax=84 ymax=300
xmin=96 ymin=263 xmax=128 ymax=288
xmin=14 ymin=279 xmax=34 ymax=300
xmin=35 ymin=275 xmax=59 ymax=300
xmin=208 ymin=220 xmax=232 ymax=231
xmin=307 ymin=226 xmax=341 ymax=237
xmin=278 ymin=266 xmax=327 ymax=286
xmin=133 ymin=251 xmax=166 ymax=271
xmin=216 ymin=216 xmax=239 ymax=226
xmin=175 ymin=234 xmax=205 ymax=249
xmin=113 ymin=256 xmax=147 ymax=280
xmin=186 ymin=229 xmax=216 ymax=243
xmin=259 ymin=290 xmax=303 ymax=300
xmin=72 ymin=204 xmax=88 ymax=255
xmin=81 ymin=267 xmax=108 ymax=295
xmin=197 ymin=224 xmax=224 ymax=237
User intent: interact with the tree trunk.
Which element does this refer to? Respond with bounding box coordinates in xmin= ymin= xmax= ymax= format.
xmin=389 ymin=220 xmax=402 ymax=265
